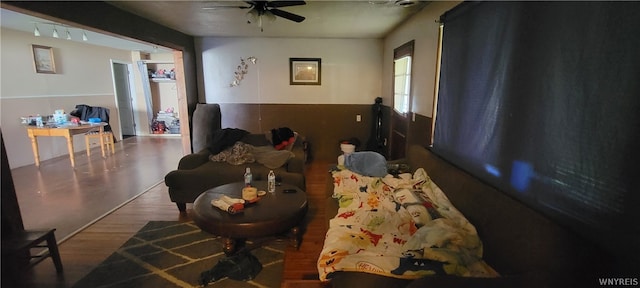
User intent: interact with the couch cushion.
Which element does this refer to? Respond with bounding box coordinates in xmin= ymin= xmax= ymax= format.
xmin=192 ymin=103 xmax=222 ymax=153
xmin=264 ymin=129 xmax=299 ymax=151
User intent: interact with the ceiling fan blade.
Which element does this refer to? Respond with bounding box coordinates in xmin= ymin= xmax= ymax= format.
xmin=270 ymin=8 xmax=305 ymax=23
xmin=267 ymin=1 xmax=306 ymax=8
xmin=202 ymin=6 xmax=252 ymax=10
xmin=202 ymin=1 xmax=253 ymax=10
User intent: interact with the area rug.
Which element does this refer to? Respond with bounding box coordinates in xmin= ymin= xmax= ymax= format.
xmin=72 ymin=221 xmax=286 ymax=288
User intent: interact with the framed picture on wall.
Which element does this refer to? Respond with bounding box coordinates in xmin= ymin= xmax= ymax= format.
xmin=289 ymin=58 xmax=321 ymax=85
xmin=32 ymin=44 xmax=56 ymax=74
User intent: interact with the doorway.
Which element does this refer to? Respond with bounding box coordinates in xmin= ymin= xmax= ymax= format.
xmin=389 ymin=40 xmax=415 ymax=160
xmin=111 ymin=61 xmax=137 ymax=139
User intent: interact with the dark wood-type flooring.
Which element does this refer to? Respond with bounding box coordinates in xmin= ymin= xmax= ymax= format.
xmin=7 ymin=136 xmax=330 ymax=288
xmin=10 ymin=136 xmax=184 ymax=243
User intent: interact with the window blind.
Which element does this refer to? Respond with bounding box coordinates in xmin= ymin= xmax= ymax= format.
xmin=434 ymin=1 xmax=640 ymax=266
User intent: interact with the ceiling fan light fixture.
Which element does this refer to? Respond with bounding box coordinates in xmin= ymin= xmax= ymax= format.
xmin=394 ymin=0 xmax=417 ymax=7
xmin=246 ymin=9 xmax=259 ymax=23
xmin=264 ymin=11 xmax=276 ymax=23
xmin=239 ymin=1 xmax=307 ymax=30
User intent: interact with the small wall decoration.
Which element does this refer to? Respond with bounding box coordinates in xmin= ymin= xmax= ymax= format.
xmin=230 ymin=56 xmax=257 ymax=87
xmin=290 ymin=58 xmax=321 ymax=85
xmin=32 ymin=44 xmax=56 ymax=74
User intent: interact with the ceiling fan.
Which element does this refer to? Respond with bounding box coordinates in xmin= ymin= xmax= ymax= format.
xmin=203 ymin=1 xmax=307 ymax=31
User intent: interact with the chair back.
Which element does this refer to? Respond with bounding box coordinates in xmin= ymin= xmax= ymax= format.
xmin=70 ymin=104 xmax=111 ymax=131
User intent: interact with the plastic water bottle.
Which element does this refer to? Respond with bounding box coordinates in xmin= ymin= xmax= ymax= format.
xmin=268 ymin=170 xmax=276 ymax=193
xmin=244 ymin=167 xmax=252 ymax=187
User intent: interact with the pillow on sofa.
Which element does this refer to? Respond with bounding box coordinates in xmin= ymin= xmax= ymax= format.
xmin=252 ymin=145 xmax=294 ymax=169
xmin=192 ymin=103 xmax=222 ymax=153
xmin=265 ymin=128 xmax=298 ymax=151
xmin=264 ymin=127 xmax=298 ymax=151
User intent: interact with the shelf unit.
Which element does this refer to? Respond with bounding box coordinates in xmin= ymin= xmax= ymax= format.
xmin=144 ymin=60 xmax=175 ymax=82
xmin=150 ymin=78 xmax=175 ymax=83
xmin=141 ymin=60 xmax=179 ymax=134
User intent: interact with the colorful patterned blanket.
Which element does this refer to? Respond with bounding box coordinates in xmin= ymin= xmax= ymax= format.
xmin=318 ymin=167 xmax=499 ymax=281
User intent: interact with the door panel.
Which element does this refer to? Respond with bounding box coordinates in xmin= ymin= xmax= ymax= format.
xmin=390 ymin=110 xmax=408 ymax=160
xmin=390 ymin=40 xmax=414 ymax=160
xmin=113 ymin=63 xmax=136 ymax=136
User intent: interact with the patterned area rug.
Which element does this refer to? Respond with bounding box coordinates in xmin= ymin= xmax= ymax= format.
xmin=73 ymin=221 xmax=286 ymax=288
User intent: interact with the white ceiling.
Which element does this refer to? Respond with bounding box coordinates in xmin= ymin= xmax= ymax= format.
xmin=1 ymin=1 xmax=430 ymax=53
xmin=108 ymin=0 xmax=430 ymax=38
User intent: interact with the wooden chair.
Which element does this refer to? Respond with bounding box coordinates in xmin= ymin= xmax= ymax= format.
xmin=85 ymin=131 xmax=115 ymax=156
xmin=1 ymin=229 xmax=63 ymax=274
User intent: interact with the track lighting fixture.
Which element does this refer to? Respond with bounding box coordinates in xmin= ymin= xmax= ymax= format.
xmin=30 ymin=22 xmax=89 ymax=42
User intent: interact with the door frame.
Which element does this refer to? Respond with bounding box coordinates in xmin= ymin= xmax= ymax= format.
xmin=172 ymin=50 xmax=191 ymax=156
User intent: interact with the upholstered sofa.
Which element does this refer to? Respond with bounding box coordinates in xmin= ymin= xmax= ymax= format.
xmin=323 ymin=145 xmax=610 ymax=288
xmin=164 ymin=103 xmax=306 ymax=212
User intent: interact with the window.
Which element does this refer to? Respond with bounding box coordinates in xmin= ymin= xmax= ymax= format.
xmin=393 ymin=56 xmax=412 ymax=114
xmin=435 ymin=1 xmax=639 ymax=256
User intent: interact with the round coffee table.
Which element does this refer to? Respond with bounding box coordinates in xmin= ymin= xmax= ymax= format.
xmin=192 ymin=181 xmax=308 ymax=255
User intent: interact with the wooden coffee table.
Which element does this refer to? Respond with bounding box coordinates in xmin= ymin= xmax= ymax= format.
xmin=192 ymin=181 xmax=308 ymax=255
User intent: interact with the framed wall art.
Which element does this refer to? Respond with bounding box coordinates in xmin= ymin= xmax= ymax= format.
xmin=289 ymin=58 xmax=321 ymax=85
xmin=32 ymin=44 xmax=56 ymax=74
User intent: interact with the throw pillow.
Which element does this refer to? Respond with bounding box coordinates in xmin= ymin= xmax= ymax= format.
xmin=343 ymin=151 xmax=388 ymax=177
xmin=271 ymin=127 xmax=295 ymax=150
xmin=266 ymin=127 xmax=298 ymax=151
xmin=252 ymin=145 xmax=294 ymax=169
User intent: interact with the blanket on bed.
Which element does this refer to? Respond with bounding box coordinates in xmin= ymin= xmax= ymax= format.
xmin=318 ymin=167 xmax=499 ymax=281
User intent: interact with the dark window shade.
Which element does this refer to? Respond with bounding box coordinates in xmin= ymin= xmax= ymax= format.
xmin=394 ymin=40 xmax=414 ymax=59
xmin=434 ymin=1 xmax=640 ymax=262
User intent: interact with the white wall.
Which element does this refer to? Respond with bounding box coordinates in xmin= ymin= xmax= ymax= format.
xmin=383 ymin=1 xmax=461 ymax=117
xmin=195 ymin=37 xmax=383 ymax=104
xmin=0 ymin=27 xmax=132 ymax=168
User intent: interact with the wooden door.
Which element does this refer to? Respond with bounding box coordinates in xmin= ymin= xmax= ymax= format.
xmin=390 ymin=110 xmax=409 ymax=160
xmin=113 ymin=62 xmax=136 ymax=136
xmin=389 ymin=40 xmax=414 ymax=160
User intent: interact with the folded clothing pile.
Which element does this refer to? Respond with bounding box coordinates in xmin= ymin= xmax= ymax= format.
xmin=211 ymin=195 xmax=246 ymax=214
